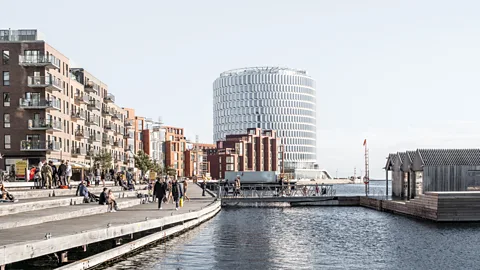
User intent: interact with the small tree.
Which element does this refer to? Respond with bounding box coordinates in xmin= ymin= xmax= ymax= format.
xmin=164 ymin=166 xmax=177 ymax=177
xmin=151 ymin=162 xmax=163 ymax=174
xmin=134 ymin=150 xmax=153 ymax=176
xmin=94 ymin=149 xmax=112 ymax=170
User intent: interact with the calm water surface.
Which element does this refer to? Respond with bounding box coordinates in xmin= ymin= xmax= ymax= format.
xmin=104 ymin=183 xmax=480 ymax=270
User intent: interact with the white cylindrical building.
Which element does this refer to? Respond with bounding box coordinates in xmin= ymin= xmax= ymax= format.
xmin=213 ymin=67 xmax=317 ymax=169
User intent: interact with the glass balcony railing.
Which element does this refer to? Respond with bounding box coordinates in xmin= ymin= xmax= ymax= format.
xmin=71 ymin=111 xmax=86 ymax=120
xmin=20 ymin=140 xmax=61 ymax=151
xmin=104 ymin=93 xmax=115 ymax=103
xmin=19 ymin=98 xmax=61 ymax=110
xmin=19 ymin=55 xmax=60 ymax=69
xmin=27 ymin=76 xmax=62 ymax=92
xmin=75 ymin=94 xmax=89 ymax=104
xmin=87 ymin=100 xmax=101 ymax=111
xmin=28 ymin=119 xmax=62 ymax=131
xmin=71 ymin=147 xmax=87 ymax=156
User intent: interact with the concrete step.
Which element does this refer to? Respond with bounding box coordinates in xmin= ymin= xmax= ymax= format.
xmin=0 ymin=190 xmax=144 ymax=217
xmin=0 ymin=197 xmax=145 ymax=230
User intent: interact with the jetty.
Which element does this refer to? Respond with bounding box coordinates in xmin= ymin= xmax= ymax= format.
xmin=0 ymin=183 xmax=220 ymax=270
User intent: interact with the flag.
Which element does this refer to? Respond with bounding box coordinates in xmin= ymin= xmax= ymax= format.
xmin=363 ymin=139 xmax=367 ymax=146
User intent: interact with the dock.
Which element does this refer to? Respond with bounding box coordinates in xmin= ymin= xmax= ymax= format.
xmin=0 ymin=183 xmax=220 ymax=269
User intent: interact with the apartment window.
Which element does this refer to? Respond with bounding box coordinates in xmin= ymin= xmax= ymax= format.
xmin=3 ymin=92 xmax=10 ymax=106
xmin=4 ymin=135 xmax=10 ymax=149
xmin=2 ymin=50 xmax=9 ymax=65
xmin=3 ymin=113 xmax=10 ymax=128
xmin=3 ymin=71 xmax=9 ymax=86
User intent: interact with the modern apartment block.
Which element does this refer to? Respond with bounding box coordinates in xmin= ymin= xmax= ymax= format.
xmin=0 ymin=29 xmax=128 ymax=175
xmin=142 ymin=118 xmax=165 ymax=166
xmin=207 ymin=128 xmax=279 ymax=179
xmin=184 ymin=143 xmax=216 ymax=178
xmin=164 ymin=126 xmax=187 ymax=177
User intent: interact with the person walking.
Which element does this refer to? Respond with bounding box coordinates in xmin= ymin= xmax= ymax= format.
xmin=41 ymin=161 xmax=53 ymax=189
xmin=223 ymin=179 xmax=229 ymax=197
xmin=65 ymin=160 xmax=72 ymax=187
xmin=235 ymin=176 xmax=241 ymax=197
xmin=153 ymin=178 xmax=166 ymax=210
xmin=94 ymin=165 xmax=101 ymax=187
xmin=183 ymin=180 xmax=190 ymax=202
xmin=171 ymin=179 xmax=181 ymax=210
xmin=58 ymin=160 xmax=67 ymax=186
xmin=201 ymin=179 xmax=206 ymax=197
xmin=49 ymin=161 xmax=58 ymax=187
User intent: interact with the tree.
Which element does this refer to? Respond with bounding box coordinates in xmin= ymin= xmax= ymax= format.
xmin=94 ymin=149 xmax=113 ymax=170
xmin=134 ymin=150 xmax=153 ymax=176
xmin=164 ymin=166 xmax=177 ymax=177
xmin=151 ymin=162 xmax=163 ymax=174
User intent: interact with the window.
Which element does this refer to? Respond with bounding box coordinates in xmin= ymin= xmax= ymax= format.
xmin=3 ymin=113 xmax=10 ymax=128
xmin=2 ymin=50 xmax=9 ymax=65
xmin=4 ymin=135 xmax=10 ymax=149
xmin=3 ymin=71 xmax=9 ymax=86
xmin=3 ymin=92 xmax=9 ymax=106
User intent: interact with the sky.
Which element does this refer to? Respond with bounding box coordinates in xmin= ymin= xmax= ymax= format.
xmin=2 ymin=0 xmax=480 ymax=179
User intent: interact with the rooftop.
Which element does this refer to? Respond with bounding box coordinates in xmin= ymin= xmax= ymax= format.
xmin=219 ymin=66 xmax=308 ymax=77
xmin=0 ymin=29 xmax=45 ymax=42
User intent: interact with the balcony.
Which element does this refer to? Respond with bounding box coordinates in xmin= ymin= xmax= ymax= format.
xmin=111 ymin=113 xmax=120 ymax=121
xmin=85 ymin=117 xmax=100 ymax=127
xmin=124 ymin=133 xmax=132 ymax=139
xmin=102 ymin=107 xmax=113 ymax=117
xmin=74 ymin=94 xmax=89 ymax=105
xmin=102 ymin=138 xmax=113 ymax=147
xmin=20 ymin=140 xmax=61 ymax=152
xmin=75 ymin=129 xmax=87 ymax=140
xmin=18 ymin=55 xmax=60 ymax=70
xmin=113 ymin=141 xmax=121 ymax=148
xmin=88 ymin=134 xmax=101 ymax=143
xmin=28 ymin=120 xmax=62 ymax=132
xmin=71 ymin=111 xmax=86 ymax=121
xmin=71 ymin=147 xmax=87 ymax=157
xmin=84 ymin=81 xmax=98 ymax=94
xmin=19 ymin=98 xmax=60 ymax=111
xmin=87 ymin=100 xmax=101 ymax=111
xmin=86 ymin=149 xmax=99 ymax=157
xmin=104 ymin=93 xmax=115 ymax=103
xmin=27 ymin=76 xmax=62 ymax=92
xmin=103 ymin=124 xmax=113 ymax=133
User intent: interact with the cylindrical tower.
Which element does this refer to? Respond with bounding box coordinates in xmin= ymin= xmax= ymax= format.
xmin=213 ymin=66 xmax=317 ymax=169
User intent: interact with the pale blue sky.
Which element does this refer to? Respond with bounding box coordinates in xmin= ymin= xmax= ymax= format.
xmin=2 ymin=0 xmax=480 ymax=179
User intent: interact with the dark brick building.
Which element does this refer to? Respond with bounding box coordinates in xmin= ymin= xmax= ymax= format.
xmin=207 ymin=128 xmax=279 ymax=179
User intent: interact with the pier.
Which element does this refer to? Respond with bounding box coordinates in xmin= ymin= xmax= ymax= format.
xmin=0 ymin=183 xmax=220 ymax=270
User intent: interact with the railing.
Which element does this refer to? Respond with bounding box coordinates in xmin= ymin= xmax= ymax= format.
xmin=20 ymin=140 xmax=61 ymax=151
xmin=71 ymin=111 xmax=86 ymax=120
xmin=29 ymin=119 xmax=62 ymax=131
xmin=19 ymin=98 xmax=61 ymax=110
xmin=89 ymin=134 xmax=101 ymax=142
xmin=72 ymin=147 xmax=87 ymax=156
xmin=87 ymin=100 xmax=101 ymax=110
xmin=84 ymin=81 xmax=99 ymax=92
xmin=75 ymin=129 xmax=86 ymax=138
xmin=86 ymin=117 xmax=100 ymax=126
xmin=86 ymin=149 xmax=99 ymax=157
xmin=216 ymin=183 xmax=336 ymax=198
xmin=18 ymin=55 xmax=60 ymax=68
xmin=102 ymin=107 xmax=113 ymax=116
xmin=27 ymin=76 xmax=62 ymax=90
xmin=75 ymin=94 xmax=89 ymax=104
xmin=104 ymin=93 xmax=115 ymax=103
xmin=125 ymin=120 xmax=133 ymax=127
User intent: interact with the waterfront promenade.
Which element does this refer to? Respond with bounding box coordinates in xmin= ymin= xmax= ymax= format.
xmin=0 ymin=183 xmax=220 ymax=269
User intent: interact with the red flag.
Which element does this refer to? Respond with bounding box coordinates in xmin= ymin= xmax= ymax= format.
xmin=363 ymin=139 xmax=367 ymax=146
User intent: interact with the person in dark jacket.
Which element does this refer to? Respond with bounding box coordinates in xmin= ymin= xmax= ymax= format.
xmin=58 ymin=160 xmax=67 ymax=186
xmin=171 ymin=179 xmax=182 ymax=210
xmin=99 ymin=187 xmax=108 ymax=205
xmin=49 ymin=161 xmax=58 ymax=187
xmin=153 ymin=178 xmax=166 ymax=210
xmin=76 ymin=181 xmax=99 ymax=203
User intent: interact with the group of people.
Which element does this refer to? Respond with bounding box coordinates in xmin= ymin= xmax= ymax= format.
xmin=152 ymin=177 xmax=189 ymax=211
xmin=222 ymin=177 xmax=241 ymax=197
xmin=84 ymin=167 xmax=135 ymax=191
xmin=30 ymin=160 xmax=73 ymax=189
xmin=76 ymin=181 xmax=119 ymax=212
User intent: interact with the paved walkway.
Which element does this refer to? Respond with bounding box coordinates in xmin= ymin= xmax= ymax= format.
xmin=0 ymin=184 xmax=214 ymax=246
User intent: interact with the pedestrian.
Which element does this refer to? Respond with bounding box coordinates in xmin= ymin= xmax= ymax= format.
xmin=38 ymin=160 xmax=45 ymax=188
xmin=183 ymin=180 xmax=190 ymax=202
xmin=153 ymin=178 xmax=166 ymax=210
xmin=166 ymin=179 xmax=172 ymax=203
xmin=315 ymin=183 xmax=320 ymax=196
xmin=109 ymin=168 xmax=115 ymax=185
xmin=0 ymin=183 xmax=17 ymax=202
xmin=41 ymin=161 xmax=53 ymax=189
xmin=99 ymin=187 xmax=108 ymax=205
xmin=223 ymin=179 xmax=229 ymax=197
xmin=94 ymin=165 xmax=101 ymax=187
xmin=65 ymin=160 xmax=72 ymax=187
xmin=201 ymin=179 xmax=206 ymax=197
xmin=107 ymin=189 xmax=118 ymax=212
xmin=235 ymin=177 xmax=241 ymax=197
xmin=58 ymin=160 xmax=67 ymax=186
xmin=49 ymin=161 xmax=58 ymax=187
xmin=171 ymin=179 xmax=181 ymax=210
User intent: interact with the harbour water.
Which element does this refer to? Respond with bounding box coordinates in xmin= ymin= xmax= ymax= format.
xmin=103 ymin=182 xmax=480 ymax=270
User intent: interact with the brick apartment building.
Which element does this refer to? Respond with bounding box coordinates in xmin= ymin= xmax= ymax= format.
xmin=0 ymin=29 xmax=129 ymax=176
xmin=207 ymin=128 xmax=279 ymax=179
xmin=164 ymin=126 xmax=187 ymax=177
xmin=184 ymin=143 xmax=216 ymax=178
